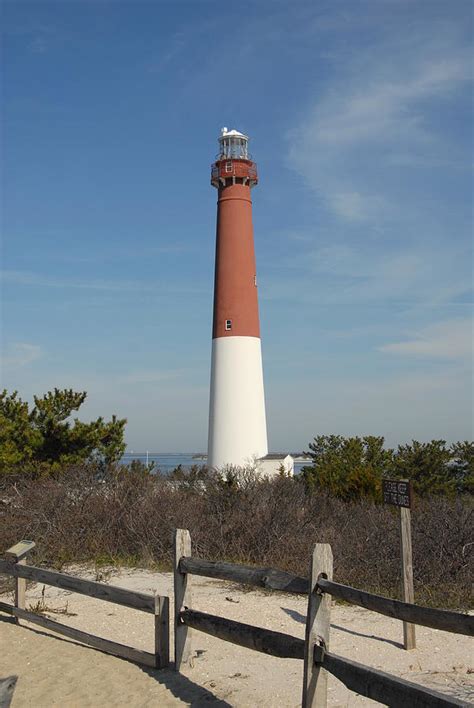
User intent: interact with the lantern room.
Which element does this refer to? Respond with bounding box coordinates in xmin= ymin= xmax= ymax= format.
xmin=211 ymin=127 xmax=258 ymax=188
xmin=218 ymin=127 xmax=249 ymax=159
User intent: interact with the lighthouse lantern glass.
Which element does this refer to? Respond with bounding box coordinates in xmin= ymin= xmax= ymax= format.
xmin=219 ymin=134 xmax=248 ymax=160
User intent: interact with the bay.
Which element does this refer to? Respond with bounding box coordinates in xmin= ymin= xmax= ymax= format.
xmin=120 ymin=452 xmax=205 ymax=473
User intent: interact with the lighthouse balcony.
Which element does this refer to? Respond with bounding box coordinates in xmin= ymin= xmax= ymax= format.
xmin=211 ymin=159 xmax=258 ymax=188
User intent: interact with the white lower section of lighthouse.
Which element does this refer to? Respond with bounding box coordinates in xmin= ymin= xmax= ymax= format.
xmin=207 ymin=336 xmax=268 ymax=470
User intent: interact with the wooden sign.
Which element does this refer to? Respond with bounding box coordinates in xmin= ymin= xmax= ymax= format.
xmin=382 ymin=479 xmax=416 ymax=649
xmin=5 ymin=540 xmax=36 ymax=561
xmin=382 ymin=479 xmax=412 ymax=509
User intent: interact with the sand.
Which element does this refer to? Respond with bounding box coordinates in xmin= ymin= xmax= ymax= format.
xmin=1 ymin=567 xmax=472 ymax=707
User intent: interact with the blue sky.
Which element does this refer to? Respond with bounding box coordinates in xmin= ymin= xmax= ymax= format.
xmin=1 ymin=0 xmax=472 ymax=451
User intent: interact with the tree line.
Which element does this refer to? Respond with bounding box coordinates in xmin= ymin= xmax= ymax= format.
xmin=1 ymin=388 xmax=472 ymax=499
xmin=301 ymin=435 xmax=473 ymax=499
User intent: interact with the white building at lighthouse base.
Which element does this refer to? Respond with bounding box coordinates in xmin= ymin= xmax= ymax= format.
xmin=257 ymin=453 xmax=294 ymax=478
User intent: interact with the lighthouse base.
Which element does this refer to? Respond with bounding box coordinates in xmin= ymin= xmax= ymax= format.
xmin=207 ymin=336 xmax=268 ymax=470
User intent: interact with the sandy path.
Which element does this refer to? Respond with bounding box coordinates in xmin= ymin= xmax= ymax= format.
xmin=1 ymin=568 xmax=472 ymax=707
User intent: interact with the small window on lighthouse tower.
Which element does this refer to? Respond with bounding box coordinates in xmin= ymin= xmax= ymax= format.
xmin=225 ymin=319 xmax=232 ymax=330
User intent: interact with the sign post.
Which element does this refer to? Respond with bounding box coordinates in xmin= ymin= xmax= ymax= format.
xmin=382 ymin=479 xmax=416 ymax=650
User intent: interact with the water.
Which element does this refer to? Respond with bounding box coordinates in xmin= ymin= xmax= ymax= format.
xmin=120 ymin=452 xmax=307 ymax=475
xmin=120 ymin=452 xmax=205 ymax=473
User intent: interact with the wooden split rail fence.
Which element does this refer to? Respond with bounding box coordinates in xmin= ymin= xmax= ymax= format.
xmin=0 ymin=540 xmax=169 ymax=669
xmin=174 ymin=529 xmax=473 ymax=708
xmin=1 ymin=533 xmax=472 ymax=707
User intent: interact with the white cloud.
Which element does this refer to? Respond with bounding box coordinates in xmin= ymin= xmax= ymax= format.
xmin=2 ymin=342 xmax=43 ymax=369
xmin=379 ymin=318 xmax=473 ymax=359
xmin=263 ymin=240 xmax=471 ymax=307
xmin=287 ymin=26 xmax=471 ymax=223
xmin=327 ymin=191 xmax=389 ymax=222
xmin=307 ymin=55 xmax=469 ymax=148
xmin=280 ymin=20 xmax=472 ymax=308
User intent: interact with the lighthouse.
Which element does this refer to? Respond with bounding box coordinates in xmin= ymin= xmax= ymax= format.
xmin=207 ymin=128 xmax=268 ymax=470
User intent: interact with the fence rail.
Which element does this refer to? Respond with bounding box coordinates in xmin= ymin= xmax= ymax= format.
xmin=321 ymin=650 xmax=468 ymax=708
xmin=179 ymin=556 xmax=308 ymax=594
xmin=178 ymin=558 xmax=473 ymax=637
xmin=0 ymin=542 xmax=169 ymax=669
xmin=179 ymin=608 xmax=305 ymax=659
xmin=178 ymin=600 xmax=470 ymax=707
xmin=0 ymin=559 xmax=155 ymax=614
xmin=317 ymin=577 xmax=474 ymax=636
xmin=0 ymin=601 xmax=156 ymax=667
xmin=174 ymin=529 xmax=472 ymax=708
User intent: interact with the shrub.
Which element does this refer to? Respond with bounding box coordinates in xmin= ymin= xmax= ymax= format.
xmin=0 ymin=465 xmax=471 ymax=608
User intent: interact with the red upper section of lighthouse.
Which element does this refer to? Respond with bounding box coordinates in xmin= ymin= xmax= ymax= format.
xmin=210 ymin=128 xmax=261 ymax=340
xmin=212 ymin=182 xmax=260 ymax=339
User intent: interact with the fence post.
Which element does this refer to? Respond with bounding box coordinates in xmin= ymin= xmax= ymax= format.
xmin=5 ymin=540 xmax=36 ymax=625
xmin=302 ymin=543 xmax=333 ymax=708
xmin=174 ymin=529 xmax=192 ymax=670
xmin=154 ymin=593 xmax=169 ymax=669
xmin=400 ymin=505 xmax=416 ymax=650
